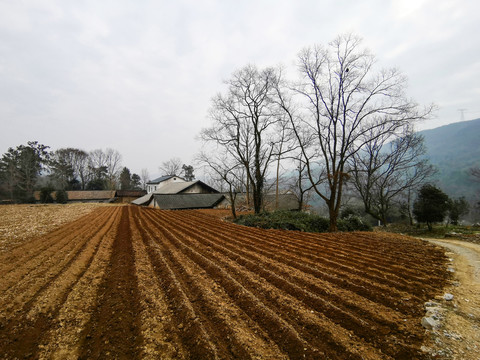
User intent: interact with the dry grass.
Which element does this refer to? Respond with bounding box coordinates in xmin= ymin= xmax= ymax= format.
xmin=0 ymin=203 xmax=116 ymax=252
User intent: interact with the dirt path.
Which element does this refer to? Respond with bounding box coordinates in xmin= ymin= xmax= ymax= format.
xmin=422 ymin=238 xmax=480 ymax=359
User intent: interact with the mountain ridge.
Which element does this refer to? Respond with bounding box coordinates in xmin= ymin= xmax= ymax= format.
xmin=418 ymin=118 xmax=480 ymax=199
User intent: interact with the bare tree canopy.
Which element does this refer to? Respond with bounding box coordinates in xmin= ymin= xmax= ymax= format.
xmin=277 ymin=34 xmax=434 ymax=231
xmin=197 ymin=149 xmax=244 ymax=218
xmin=201 ymin=64 xmax=283 ymax=213
xmin=471 ymin=167 xmax=480 ymax=182
xmin=140 ymin=168 xmax=150 ymax=190
xmin=350 ymin=130 xmax=436 ymax=225
xmin=160 ymin=157 xmax=182 ymax=176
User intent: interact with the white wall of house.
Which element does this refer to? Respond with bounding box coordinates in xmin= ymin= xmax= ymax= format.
xmin=147 ymin=177 xmax=186 ymax=193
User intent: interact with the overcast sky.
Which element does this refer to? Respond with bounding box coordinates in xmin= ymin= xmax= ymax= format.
xmin=1 ymin=0 xmax=479 ymax=176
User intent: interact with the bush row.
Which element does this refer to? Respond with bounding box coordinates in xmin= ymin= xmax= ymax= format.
xmin=233 ymin=210 xmax=372 ymax=232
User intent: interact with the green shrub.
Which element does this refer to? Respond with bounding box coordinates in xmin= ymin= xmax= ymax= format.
xmin=39 ymin=187 xmax=55 ymax=203
xmin=338 ymin=215 xmax=372 ymax=232
xmin=233 ymin=210 xmax=366 ymax=233
xmin=55 ymin=189 xmax=68 ymax=204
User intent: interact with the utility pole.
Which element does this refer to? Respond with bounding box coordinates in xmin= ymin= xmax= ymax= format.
xmin=458 ymin=108 xmax=467 ymax=121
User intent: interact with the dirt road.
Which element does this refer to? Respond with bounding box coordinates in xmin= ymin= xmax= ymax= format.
xmin=0 ymin=206 xmax=449 ymax=359
xmin=423 ymin=238 xmax=480 ymax=359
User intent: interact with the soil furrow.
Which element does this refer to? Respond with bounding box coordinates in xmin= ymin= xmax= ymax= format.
xmin=36 ymin=208 xmax=121 ymax=359
xmin=191 ymin=212 xmax=435 ymax=287
xmin=0 ymin=205 xmax=449 ymax=359
xmin=164 ymin=211 xmax=418 ymax=312
xmin=128 ymin=206 xmax=188 ymax=359
xmin=0 ymin=207 xmax=120 ymax=360
xmin=0 ymin=207 xmax=111 ymax=276
xmin=0 ymin=207 xmax=114 ymax=317
xmin=144 ymin=209 xmax=376 ymax=359
xmin=78 ymin=207 xmax=143 ymax=360
xmin=173 ymin=210 xmax=443 ymax=297
xmin=134 ymin=210 xmax=220 ymax=359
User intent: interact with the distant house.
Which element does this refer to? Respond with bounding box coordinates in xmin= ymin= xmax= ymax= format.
xmin=146 ymin=175 xmax=186 ymax=193
xmin=132 ymin=179 xmax=221 ymax=209
xmin=34 ymin=190 xmax=117 ymax=203
xmin=115 ymin=190 xmax=147 ymax=203
xmin=33 ymin=190 xmax=146 ymax=203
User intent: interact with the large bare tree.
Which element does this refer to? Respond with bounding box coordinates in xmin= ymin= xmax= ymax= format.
xmin=350 ymin=130 xmax=436 ymax=225
xmin=88 ymin=148 xmax=122 ymax=190
xmin=201 ymin=65 xmax=282 ymax=213
xmin=276 ymin=34 xmax=433 ymax=231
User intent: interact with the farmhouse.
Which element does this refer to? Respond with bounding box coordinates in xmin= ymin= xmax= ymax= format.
xmin=132 ymin=179 xmax=224 ymax=209
xmin=146 ymin=175 xmax=185 ymax=193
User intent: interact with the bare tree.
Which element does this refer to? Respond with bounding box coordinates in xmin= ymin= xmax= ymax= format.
xmin=197 ymin=149 xmax=244 ymax=218
xmin=160 ymin=157 xmax=182 ymax=176
xmin=276 ymin=34 xmax=433 ymax=231
xmin=350 ymin=130 xmax=436 ymax=225
xmin=272 ymin=118 xmax=297 ymax=209
xmin=471 ymin=167 xmax=480 ymax=182
xmin=201 ymin=65 xmax=281 ymax=214
xmin=140 ymin=168 xmax=150 ymax=190
xmin=88 ymin=148 xmax=122 ymax=190
xmin=105 ymin=148 xmax=122 ymax=190
xmin=287 ymin=153 xmax=316 ymax=211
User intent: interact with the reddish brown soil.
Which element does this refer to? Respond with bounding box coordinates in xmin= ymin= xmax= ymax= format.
xmin=0 ymin=206 xmax=449 ymax=359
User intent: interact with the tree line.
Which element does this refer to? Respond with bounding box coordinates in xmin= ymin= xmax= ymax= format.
xmin=198 ymin=33 xmax=478 ymax=230
xmin=0 ymin=143 xmax=149 ymax=203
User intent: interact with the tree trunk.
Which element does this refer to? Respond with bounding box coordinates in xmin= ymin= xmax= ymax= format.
xmin=298 ymin=192 xmax=304 ymax=211
xmin=246 ymin=176 xmax=250 ymax=207
xmin=228 ymin=184 xmax=237 ymax=219
xmin=275 ymin=156 xmax=280 ymax=209
xmin=328 ymin=202 xmax=339 ymax=232
xmin=253 ymin=188 xmax=262 ymax=214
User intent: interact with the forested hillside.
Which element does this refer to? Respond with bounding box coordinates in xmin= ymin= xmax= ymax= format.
xmin=419 ymin=118 xmax=480 ymax=199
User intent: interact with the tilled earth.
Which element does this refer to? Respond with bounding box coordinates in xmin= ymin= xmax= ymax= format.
xmin=0 ymin=205 xmax=448 ymax=359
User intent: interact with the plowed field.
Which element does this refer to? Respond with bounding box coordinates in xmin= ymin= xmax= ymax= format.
xmin=0 ymin=205 xmax=448 ymax=359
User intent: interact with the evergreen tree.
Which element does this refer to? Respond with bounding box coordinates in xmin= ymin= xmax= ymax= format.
xmin=119 ymin=167 xmax=132 ymax=190
xmin=448 ymin=197 xmax=469 ymax=225
xmin=413 ymin=184 xmax=450 ymax=231
xmin=0 ymin=142 xmax=50 ymax=202
xmin=131 ymin=173 xmax=141 ymax=190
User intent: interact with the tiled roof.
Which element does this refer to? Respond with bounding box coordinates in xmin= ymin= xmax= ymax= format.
xmin=154 ymin=181 xmax=196 ymax=194
xmin=153 ymin=180 xmax=219 ymax=195
xmin=116 ymin=190 xmax=147 ymax=197
xmin=152 ymin=193 xmax=225 ymax=210
xmin=146 ymin=175 xmax=174 ymax=184
xmin=131 ymin=193 xmax=153 ymax=206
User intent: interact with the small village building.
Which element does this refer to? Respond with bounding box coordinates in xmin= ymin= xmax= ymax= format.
xmin=132 ymin=179 xmax=222 ymax=209
xmin=146 ymin=175 xmax=185 ymax=193
xmin=34 ymin=190 xmax=146 ymax=203
xmin=34 ymin=190 xmax=117 ymax=203
xmin=115 ymin=190 xmax=147 ymax=203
